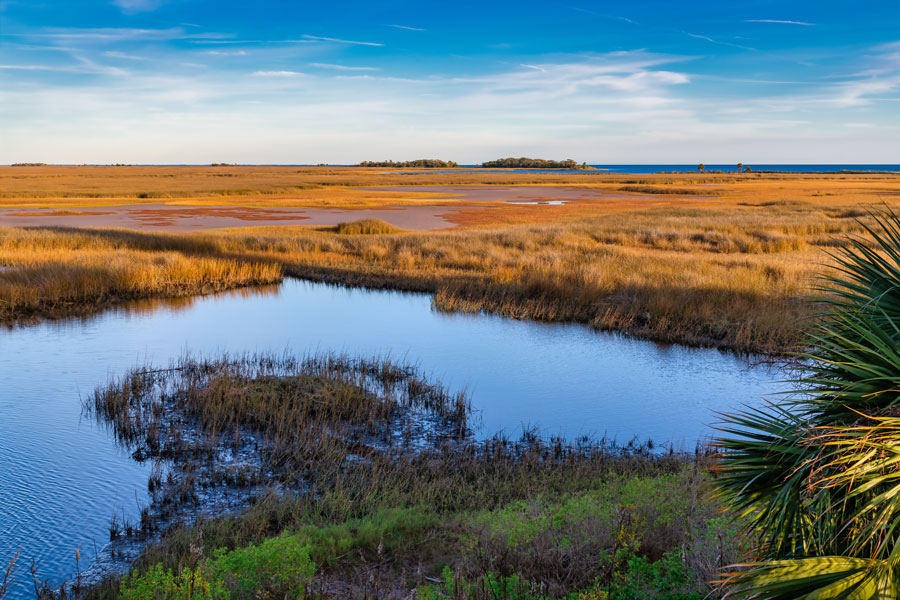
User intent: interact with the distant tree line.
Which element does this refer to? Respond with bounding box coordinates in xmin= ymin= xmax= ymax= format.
xmin=10 ymin=162 xmax=48 ymax=167
xmin=480 ymin=158 xmax=588 ymax=169
xmin=210 ymin=163 xmax=239 ymax=167
xmin=358 ymin=159 xmax=459 ymax=168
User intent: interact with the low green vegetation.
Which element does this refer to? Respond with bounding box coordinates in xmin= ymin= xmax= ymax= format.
xmin=104 ymin=470 xmax=729 ymax=599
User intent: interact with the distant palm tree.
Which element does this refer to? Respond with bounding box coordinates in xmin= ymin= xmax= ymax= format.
xmin=698 ymin=163 xmax=705 ymax=172
xmin=737 ymin=162 xmax=743 ymax=172
xmin=716 ymin=209 xmax=900 ymax=598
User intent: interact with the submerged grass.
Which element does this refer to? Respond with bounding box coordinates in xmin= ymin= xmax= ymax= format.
xmin=74 ymin=353 xmax=737 ymax=600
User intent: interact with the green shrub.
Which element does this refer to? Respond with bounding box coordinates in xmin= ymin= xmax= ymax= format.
xmin=418 ymin=552 xmax=702 ymax=600
xmin=120 ymin=536 xmax=314 ymax=600
xmin=609 ymin=552 xmax=701 ymax=600
xmin=205 ymin=535 xmax=314 ymax=599
xmin=294 ymin=506 xmax=438 ymax=566
xmin=460 ymin=472 xmax=718 ymax=592
xmin=119 ymin=564 xmax=226 ymax=600
xmin=417 ymin=566 xmax=551 ymax=599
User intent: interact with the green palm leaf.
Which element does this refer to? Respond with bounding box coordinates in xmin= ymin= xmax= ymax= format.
xmin=716 ymin=208 xmax=900 ymax=598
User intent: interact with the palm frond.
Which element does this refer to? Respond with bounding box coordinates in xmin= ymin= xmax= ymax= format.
xmin=717 ymin=207 xmax=900 ymax=597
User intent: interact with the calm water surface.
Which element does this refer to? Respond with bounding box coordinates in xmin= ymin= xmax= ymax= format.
xmin=0 ymin=279 xmax=782 ymax=596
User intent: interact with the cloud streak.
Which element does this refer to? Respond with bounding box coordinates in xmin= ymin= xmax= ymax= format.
xmin=111 ymin=0 xmax=164 ymax=13
xmin=386 ymin=24 xmax=425 ymax=31
xmin=301 ymin=35 xmax=384 ymax=47
xmin=103 ymin=51 xmax=150 ymax=60
xmin=745 ymin=19 xmax=815 ymax=26
xmin=309 ymin=63 xmax=378 ymax=71
xmin=685 ymin=32 xmax=756 ymax=51
xmin=250 ymin=70 xmax=305 ymax=77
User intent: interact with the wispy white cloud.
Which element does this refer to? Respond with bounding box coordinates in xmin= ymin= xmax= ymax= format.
xmin=301 ymin=34 xmax=384 ymax=47
xmin=745 ymin=19 xmax=815 ymax=26
xmin=685 ymin=32 xmax=756 ymax=51
xmin=570 ymin=7 xmax=635 ymax=24
xmin=0 ymin=64 xmax=58 ymax=71
xmin=9 ymin=27 xmax=237 ymax=46
xmin=0 ymin=55 xmax=129 ymax=76
xmin=72 ymin=55 xmax=129 ymax=76
xmin=386 ymin=24 xmax=425 ymax=31
xmin=206 ymin=50 xmax=247 ymax=56
xmin=251 ymin=70 xmax=305 ymax=77
xmin=830 ymin=41 xmax=900 ymax=106
xmin=104 ymin=50 xmax=149 ymax=61
xmin=111 ymin=0 xmax=164 ymax=13
xmin=13 ymin=27 xmax=186 ymax=42
xmin=308 ymin=63 xmax=378 ymax=71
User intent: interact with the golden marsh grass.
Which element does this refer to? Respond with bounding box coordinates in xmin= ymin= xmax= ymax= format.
xmin=2 ymin=167 xmax=899 ymax=352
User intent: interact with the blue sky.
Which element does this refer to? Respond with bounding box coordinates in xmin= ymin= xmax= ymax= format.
xmin=1 ymin=0 xmax=898 ymax=164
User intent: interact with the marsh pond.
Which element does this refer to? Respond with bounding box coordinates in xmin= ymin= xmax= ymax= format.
xmin=0 ymin=278 xmax=782 ymax=594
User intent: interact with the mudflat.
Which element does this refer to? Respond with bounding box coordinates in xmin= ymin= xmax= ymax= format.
xmin=0 ymin=181 xmax=674 ymax=231
xmin=0 ymin=203 xmax=465 ymax=232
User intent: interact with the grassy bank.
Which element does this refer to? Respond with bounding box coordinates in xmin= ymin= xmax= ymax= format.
xmin=0 ymin=227 xmax=282 ymax=323
xmin=70 ymin=353 xmax=737 ymax=600
xmin=1 ymin=198 xmax=853 ymax=351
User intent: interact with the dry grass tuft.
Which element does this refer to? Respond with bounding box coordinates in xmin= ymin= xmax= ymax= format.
xmin=334 ymin=218 xmax=404 ymax=235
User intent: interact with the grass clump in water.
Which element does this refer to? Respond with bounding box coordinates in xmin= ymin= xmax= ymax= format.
xmin=335 ymin=218 xmax=404 ymax=235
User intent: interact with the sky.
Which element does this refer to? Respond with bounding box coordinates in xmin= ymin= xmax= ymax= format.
xmin=1 ymin=0 xmax=898 ymax=164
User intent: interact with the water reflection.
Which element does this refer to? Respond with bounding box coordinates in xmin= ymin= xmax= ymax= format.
xmin=115 ymin=283 xmax=283 ymax=317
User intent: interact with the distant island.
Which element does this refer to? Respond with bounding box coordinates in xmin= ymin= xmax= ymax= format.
xmin=480 ymin=157 xmax=590 ymax=169
xmin=358 ymin=159 xmax=459 ymax=168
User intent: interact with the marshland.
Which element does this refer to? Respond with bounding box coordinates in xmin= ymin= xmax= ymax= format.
xmin=0 ymin=164 xmax=898 ymax=598
xmin=3 ymin=167 xmax=899 ymax=352
xmin=7 ymin=0 xmax=900 ymax=594
xmin=2 ymin=163 xmax=900 ymax=599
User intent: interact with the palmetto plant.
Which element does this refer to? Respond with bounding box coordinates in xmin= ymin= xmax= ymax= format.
xmin=716 ymin=209 xmax=900 ymax=599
